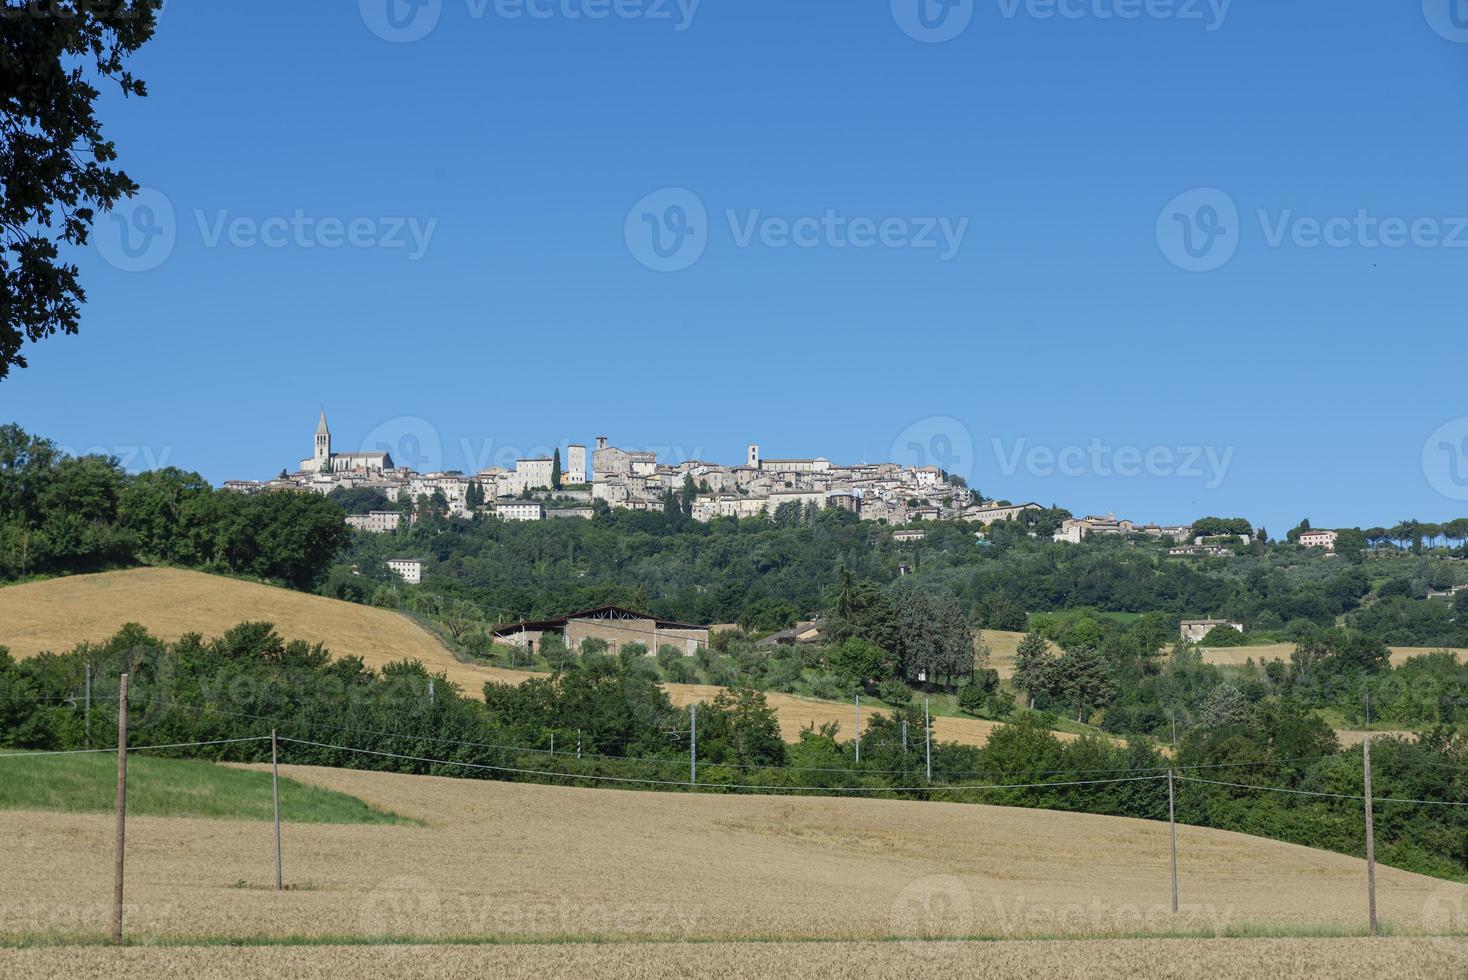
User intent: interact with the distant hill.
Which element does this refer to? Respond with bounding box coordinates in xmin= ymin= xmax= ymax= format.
xmin=0 ymin=569 xmax=1049 ymax=750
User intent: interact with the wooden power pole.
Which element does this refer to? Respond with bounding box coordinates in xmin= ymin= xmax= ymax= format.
xmin=272 ymin=728 xmax=283 ymax=891
xmin=1168 ymin=768 xmax=1179 ymax=914
xmin=112 ymin=673 xmax=129 ymax=945
xmin=1363 ymin=734 xmax=1378 ymax=937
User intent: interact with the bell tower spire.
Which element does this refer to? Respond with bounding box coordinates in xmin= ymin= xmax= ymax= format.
xmin=314 ymin=410 xmax=331 ymax=470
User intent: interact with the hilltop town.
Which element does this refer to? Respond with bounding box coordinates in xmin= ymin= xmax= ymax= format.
xmin=223 ymin=411 xmax=1097 ymax=530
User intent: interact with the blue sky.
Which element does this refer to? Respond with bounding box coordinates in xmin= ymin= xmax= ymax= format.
xmin=5 ymin=0 xmax=1467 ymax=534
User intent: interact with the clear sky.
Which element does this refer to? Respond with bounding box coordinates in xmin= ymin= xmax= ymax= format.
xmin=5 ymin=0 xmax=1467 ymax=535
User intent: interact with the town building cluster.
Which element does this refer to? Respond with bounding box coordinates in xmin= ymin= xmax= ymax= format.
xmin=226 ymin=412 xmax=1013 ymax=527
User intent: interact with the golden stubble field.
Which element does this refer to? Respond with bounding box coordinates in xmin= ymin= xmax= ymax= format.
xmin=1 ymin=938 xmax=1463 ymax=980
xmin=3 ymin=764 xmax=1465 ymax=948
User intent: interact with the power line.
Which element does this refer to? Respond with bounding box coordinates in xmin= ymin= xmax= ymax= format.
xmin=1176 ymin=774 xmax=1468 ymax=808
xmin=276 ymin=737 xmax=1170 ymax=795
xmin=0 ymin=736 xmax=271 ymax=759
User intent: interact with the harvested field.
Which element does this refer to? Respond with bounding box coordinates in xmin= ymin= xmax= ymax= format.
xmin=3 ymin=764 xmax=1463 ymax=946
xmin=0 ymin=568 xmax=474 ymax=684
xmin=1199 ymin=644 xmax=1464 ymax=669
xmin=0 ymin=570 xmax=1037 ymax=749
xmin=660 ymin=682 xmax=1066 ymax=747
xmin=3 ymin=938 xmax=1465 ymax=979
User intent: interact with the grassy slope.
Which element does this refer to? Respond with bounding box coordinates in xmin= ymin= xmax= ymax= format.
xmin=0 ymin=752 xmax=410 ymax=825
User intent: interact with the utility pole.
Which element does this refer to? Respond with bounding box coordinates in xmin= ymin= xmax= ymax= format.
xmin=1363 ymin=734 xmax=1378 ymax=937
xmin=690 ymin=704 xmax=698 ymax=785
xmin=112 ymin=673 xmax=129 ymax=946
xmin=428 ymin=679 xmax=435 ymax=706
xmin=924 ymin=699 xmax=932 ymax=782
xmin=1170 ymin=711 xmax=1177 ymax=748
xmin=901 ymin=719 xmax=908 ymax=755
xmin=854 ymin=695 xmax=861 ymax=764
xmin=84 ymin=663 xmax=92 ymax=749
xmin=272 ymin=729 xmax=282 ymax=892
xmin=1167 ymin=768 xmax=1178 ymax=914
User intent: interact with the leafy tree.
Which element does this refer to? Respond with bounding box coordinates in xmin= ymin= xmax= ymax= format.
xmin=957 ymin=682 xmax=986 ymax=716
xmin=1052 ymin=645 xmax=1115 ymax=723
xmin=680 ymin=473 xmax=697 ymax=519
xmin=1334 ymin=527 xmax=1367 ymax=564
xmin=1012 ymin=631 xmax=1052 ymax=710
xmin=1198 ymin=624 xmax=1247 ymax=648
xmin=828 ymin=637 xmax=892 ymax=685
xmin=889 ymin=580 xmax=972 ymax=689
xmin=2 ymin=0 xmax=159 ymax=379
xmin=1193 ymin=517 xmax=1252 ymax=538
xmin=1197 ymin=683 xmax=1249 ymax=728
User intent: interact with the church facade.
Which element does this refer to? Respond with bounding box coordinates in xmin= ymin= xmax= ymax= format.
xmin=299 ymin=411 xmax=394 ymax=474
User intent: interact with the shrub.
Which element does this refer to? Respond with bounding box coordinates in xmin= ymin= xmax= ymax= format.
xmin=985 ymin=689 xmax=1016 ymax=719
xmin=1199 ymin=625 xmax=1246 ymax=647
xmin=877 ymin=678 xmax=912 ymax=707
xmin=957 ymin=683 xmax=986 ymax=716
xmin=663 ymin=658 xmax=695 ymax=684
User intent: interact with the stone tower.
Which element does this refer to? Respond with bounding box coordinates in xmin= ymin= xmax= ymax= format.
xmin=747 ymin=444 xmax=761 ymax=469
xmin=314 ymin=410 xmax=332 ymax=472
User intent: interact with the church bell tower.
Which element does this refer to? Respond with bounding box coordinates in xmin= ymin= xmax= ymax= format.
xmin=314 ymin=411 xmax=331 ymax=472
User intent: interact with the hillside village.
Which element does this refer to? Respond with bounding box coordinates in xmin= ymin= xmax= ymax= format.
xmin=224 ymin=411 xmax=1107 ymax=530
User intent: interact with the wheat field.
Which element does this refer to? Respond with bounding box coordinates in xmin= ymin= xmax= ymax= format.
xmin=1 ymin=938 xmax=1462 ymax=979
xmin=3 ymin=762 xmax=1464 ymax=948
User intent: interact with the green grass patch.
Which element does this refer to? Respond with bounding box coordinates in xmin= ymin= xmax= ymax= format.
xmin=0 ymin=752 xmax=414 ymax=825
